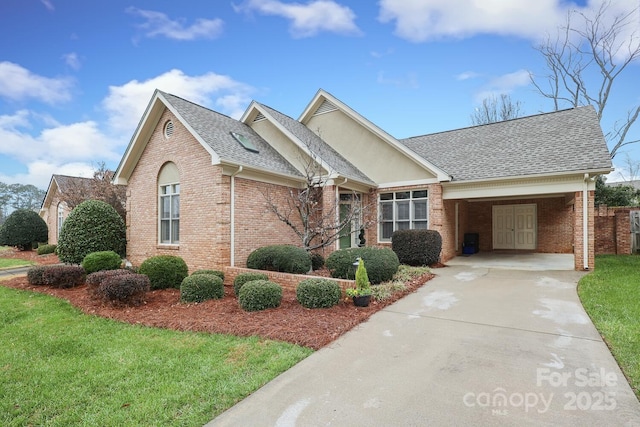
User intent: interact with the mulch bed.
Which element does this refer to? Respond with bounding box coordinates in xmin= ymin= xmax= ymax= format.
xmin=0 ymin=248 xmax=434 ymax=350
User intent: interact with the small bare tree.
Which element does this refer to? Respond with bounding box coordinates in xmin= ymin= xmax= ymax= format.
xmin=262 ymin=141 xmax=376 ymax=252
xmin=471 ymin=94 xmax=524 ymax=125
xmin=530 ymin=1 xmax=640 ymax=157
xmin=63 ymin=162 xmax=127 ymax=221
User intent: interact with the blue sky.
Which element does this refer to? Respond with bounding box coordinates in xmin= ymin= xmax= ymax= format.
xmin=1 ymin=0 xmax=638 ymax=190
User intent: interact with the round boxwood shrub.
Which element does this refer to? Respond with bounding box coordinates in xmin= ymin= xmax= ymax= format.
xmin=0 ymin=209 xmax=48 ymax=251
xmin=238 ymin=280 xmax=282 ymax=312
xmin=392 ymin=229 xmax=442 ymax=266
xmin=82 ymin=250 xmax=122 ymax=274
xmin=310 ymin=252 xmax=325 ymax=271
xmin=191 ymin=269 xmax=224 ymax=280
xmin=296 ymin=278 xmax=341 ymax=309
xmin=180 ymin=274 xmax=224 ymax=303
xmin=233 ymin=272 xmax=269 ymax=296
xmin=27 ymin=266 xmax=47 ymax=286
xmin=86 ymin=269 xmax=133 ymax=298
xmin=139 ymin=255 xmax=188 ymax=290
xmin=56 ymin=200 xmax=126 ymax=264
xmin=96 ymin=273 xmax=150 ymax=306
xmin=325 ymin=247 xmax=399 ymax=284
xmin=246 ymin=245 xmax=311 ymax=274
xmin=37 ymin=244 xmax=57 ymax=255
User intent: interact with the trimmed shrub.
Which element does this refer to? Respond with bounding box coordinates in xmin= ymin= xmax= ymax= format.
xmin=191 ymin=269 xmax=225 ymax=280
xmin=296 ymin=278 xmax=341 ymax=309
xmin=27 ymin=266 xmax=47 ymax=286
xmin=391 ymin=229 xmax=442 ymax=266
xmin=180 ymin=274 xmax=224 ymax=303
xmin=325 ymin=247 xmax=399 ymax=284
xmin=0 ymin=209 xmax=48 ymax=251
xmin=95 ymin=273 xmax=150 ymax=306
xmin=41 ymin=265 xmax=86 ymax=288
xmin=82 ymin=250 xmax=122 ymax=274
xmin=86 ymin=269 xmax=133 ymax=297
xmin=139 ymin=255 xmax=188 ymax=290
xmin=37 ymin=244 xmax=57 ymax=255
xmin=238 ymin=280 xmax=282 ymax=312
xmin=233 ymin=272 xmax=269 ymax=296
xmin=246 ymin=245 xmax=311 ymax=274
xmin=310 ymin=252 xmax=325 ymax=271
xmin=56 ymin=200 xmax=126 ymax=264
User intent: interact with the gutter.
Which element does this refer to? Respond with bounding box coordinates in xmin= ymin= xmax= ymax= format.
xmin=230 ymin=165 xmax=243 ymax=267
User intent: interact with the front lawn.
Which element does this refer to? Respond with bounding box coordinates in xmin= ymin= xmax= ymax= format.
xmin=578 ymin=255 xmax=640 ymax=399
xmin=0 ymin=286 xmax=312 ymax=426
xmin=0 ymin=258 xmax=33 ymax=269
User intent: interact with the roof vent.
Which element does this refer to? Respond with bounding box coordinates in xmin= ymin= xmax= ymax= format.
xmin=314 ymin=100 xmax=337 ymax=116
xmin=253 ymin=112 xmax=266 ymax=122
xmin=164 ymin=120 xmax=174 ymax=139
xmin=231 ymin=131 xmax=259 ymax=153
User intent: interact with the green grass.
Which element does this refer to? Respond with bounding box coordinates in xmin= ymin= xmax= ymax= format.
xmin=578 ymin=255 xmax=640 ymax=399
xmin=0 ymin=258 xmax=33 ymax=269
xmin=0 ymin=286 xmax=312 ymax=426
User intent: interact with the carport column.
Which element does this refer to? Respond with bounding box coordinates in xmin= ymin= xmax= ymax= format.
xmin=574 ymin=189 xmax=595 ymax=270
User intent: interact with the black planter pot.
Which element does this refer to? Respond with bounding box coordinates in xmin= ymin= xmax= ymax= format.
xmin=352 ymin=295 xmax=371 ymax=307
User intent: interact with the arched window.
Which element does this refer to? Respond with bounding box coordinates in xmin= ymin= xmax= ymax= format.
xmin=158 ymin=162 xmax=180 ymax=244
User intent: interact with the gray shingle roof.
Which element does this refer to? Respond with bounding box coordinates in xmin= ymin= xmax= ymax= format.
xmin=257 ymin=103 xmax=374 ymax=185
xmin=160 ymin=91 xmax=302 ymax=178
xmin=400 ymin=105 xmax=612 ymax=181
xmin=53 ymin=174 xmax=92 ymax=194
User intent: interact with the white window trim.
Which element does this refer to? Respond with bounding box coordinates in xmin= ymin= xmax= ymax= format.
xmin=159 ymin=181 xmax=180 ymax=245
xmin=378 ymin=190 xmax=429 ymax=242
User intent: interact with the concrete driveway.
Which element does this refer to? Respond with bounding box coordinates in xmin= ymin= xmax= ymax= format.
xmin=208 ymin=265 xmax=640 ymax=426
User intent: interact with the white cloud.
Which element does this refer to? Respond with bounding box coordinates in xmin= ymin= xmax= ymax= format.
xmin=235 ymin=0 xmax=361 ymax=38
xmin=41 ymin=0 xmax=54 ymax=11
xmin=102 ymin=69 xmax=255 ymax=134
xmin=456 ymin=71 xmax=480 ymax=81
xmin=127 ymin=7 xmax=224 ymax=41
xmin=376 ymin=71 xmax=419 ymax=89
xmin=0 ymin=161 xmax=94 ymax=188
xmin=473 ymin=69 xmax=531 ymax=103
xmin=0 ymin=62 xmax=73 ymax=104
xmin=378 ymin=0 xmax=571 ymax=42
xmin=62 ymin=53 xmax=81 ymax=70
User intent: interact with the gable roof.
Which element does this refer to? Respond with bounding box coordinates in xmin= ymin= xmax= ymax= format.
xmin=400 ymin=105 xmax=612 ymax=182
xmin=41 ymin=174 xmax=93 ymax=211
xmin=299 ymin=89 xmax=452 ymax=182
xmin=114 ymin=90 xmax=302 ymax=184
xmin=252 ymin=103 xmax=375 ymax=185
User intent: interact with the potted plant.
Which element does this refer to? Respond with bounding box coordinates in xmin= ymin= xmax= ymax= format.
xmin=346 ymin=258 xmax=372 ymax=307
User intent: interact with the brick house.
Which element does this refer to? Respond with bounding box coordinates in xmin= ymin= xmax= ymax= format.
xmin=40 ymin=174 xmax=93 ymax=244
xmin=113 ymin=89 xmax=612 ymax=271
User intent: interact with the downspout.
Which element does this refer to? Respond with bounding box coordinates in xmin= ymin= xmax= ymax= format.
xmin=455 ymin=202 xmax=459 ymax=252
xmin=583 ymin=173 xmax=589 ymax=270
xmin=230 ymin=166 xmax=243 ymax=267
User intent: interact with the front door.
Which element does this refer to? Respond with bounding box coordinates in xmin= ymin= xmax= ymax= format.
xmin=492 ymin=204 xmax=536 ymax=250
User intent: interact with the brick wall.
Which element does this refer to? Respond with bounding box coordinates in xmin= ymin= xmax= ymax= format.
xmin=594 ymin=205 xmax=638 ymax=255
xmin=573 ymin=190 xmax=595 ymax=270
xmin=42 ymin=195 xmax=71 ymax=244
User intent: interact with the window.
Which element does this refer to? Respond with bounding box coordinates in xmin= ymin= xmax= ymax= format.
xmin=158 ymin=162 xmax=180 ymax=244
xmin=379 ymin=190 xmax=428 ymax=240
xmin=57 ymin=203 xmax=65 ymax=239
xmin=231 ymin=131 xmax=259 ymax=153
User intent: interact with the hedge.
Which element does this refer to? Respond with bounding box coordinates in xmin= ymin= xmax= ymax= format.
xmin=246 ymin=245 xmax=311 ymax=274
xmin=180 ymin=274 xmax=224 ymax=303
xmin=139 ymin=255 xmax=188 ymax=290
xmin=391 ymin=229 xmax=442 ymax=266
xmin=238 ymin=280 xmax=282 ymax=312
xmin=325 ymin=247 xmax=399 ymax=284
xmin=296 ymin=278 xmax=341 ymax=309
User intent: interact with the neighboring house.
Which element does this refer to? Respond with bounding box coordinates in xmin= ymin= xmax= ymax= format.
xmin=40 ymin=174 xmax=93 ymax=244
xmin=113 ymin=89 xmax=612 ymax=271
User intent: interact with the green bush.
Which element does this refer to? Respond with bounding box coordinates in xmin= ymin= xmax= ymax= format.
xmin=37 ymin=244 xmax=57 ymax=255
xmin=27 ymin=266 xmax=47 ymax=286
xmin=391 ymin=229 xmax=442 ymax=266
xmin=95 ymin=273 xmax=150 ymax=306
xmin=180 ymin=274 xmax=224 ymax=303
xmin=81 ymin=251 xmax=122 ymax=274
xmin=56 ymin=200 xmax=126 ymax=264
xmin=246 ymin=245 xmax=311 ymax=274
xmin=325 ymin=247 xmax=399 ymax=284
xmin=233 ymin=272 xmax=269 ymax=296
xmin=86 ymin=269 xmax=133 ymax=297
xmin=41 ymin=265 xmax=86 ymax=288
xmin=191 ymin=269 xmax=224 ymax=280
xmin=310 ymin=253 xmax=325 ymax=271
xmin=238 ymin=280 xmax=282 ymax=312
xmin=139 ymin=255 xmax=188 ymax=290
xmin=0 ymin=209 xmax=48 ymax=251
xmin=296 ymin=278 xmax=341 ymax=309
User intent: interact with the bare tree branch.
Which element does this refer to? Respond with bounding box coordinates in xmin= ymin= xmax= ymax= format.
xmin=471 ymin=94 xmax=524 ymax=125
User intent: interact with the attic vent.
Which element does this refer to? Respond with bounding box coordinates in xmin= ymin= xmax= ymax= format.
xmin=313 ymin=100 xmax=337 ymax=116
xmin=253 ymin=112 xmax=266 ymax=122
xmin=164 ymin=120 xmax=174 ymax=139
xmin=230 ymin=131 xmax=259 ymax=153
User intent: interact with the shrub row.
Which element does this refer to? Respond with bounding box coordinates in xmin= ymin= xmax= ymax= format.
xmin=37 ymin=244 xmax=57 ymax=255
xmin=325 ymin=247 xmax=399 ymax=284
xmin=246 ymin=245 xmax=311 ymax=274
xmin=27 ymin=265 xmax=86 ymax=288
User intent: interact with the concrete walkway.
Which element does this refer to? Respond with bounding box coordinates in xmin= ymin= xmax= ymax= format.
xmin=208 ymin=265 xmax=640 ymax=426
